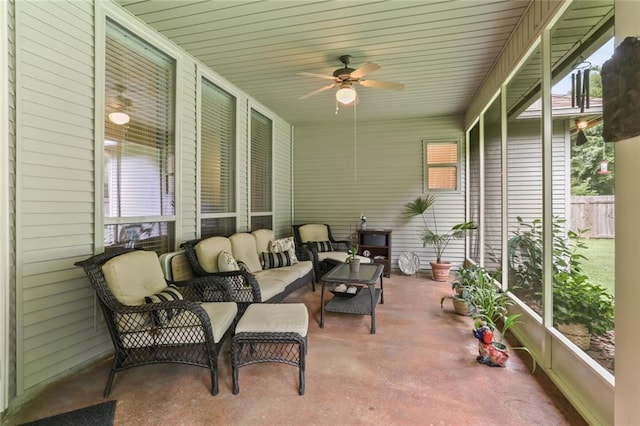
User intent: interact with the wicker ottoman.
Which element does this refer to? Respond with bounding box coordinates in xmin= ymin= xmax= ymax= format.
xmin=231 ymin=303 xmax=309 ymax=395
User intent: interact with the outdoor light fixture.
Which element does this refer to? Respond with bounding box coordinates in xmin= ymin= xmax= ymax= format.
xmin=575 ymin=119 xmax=588 ymax=146
xmin=108 ymin=111 xmax=130 ymax=125
xmin=336 ymin=84 xmax=356 ymax=105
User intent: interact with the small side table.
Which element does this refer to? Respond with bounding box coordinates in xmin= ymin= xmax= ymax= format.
xmin=358 ymin=229 xmax=392 ymax=277
xmin=320 ymin=263 xmax=384 ymax=334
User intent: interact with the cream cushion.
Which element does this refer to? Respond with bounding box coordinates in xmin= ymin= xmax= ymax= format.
xmin=229 ymin=233 xmax=262 ymax=273
xmin=119 ymin=301 xmax=237 ymax=347
xmin=255 ymin=268 xmax=298 ymax=288
xmin=293 ymin=261 xmax=314 ymax=278
xmin=236 ymin=303 xmax=308 ymax=337
xmin=195 ymin=237 xmax=232 ymax=273
xmin=271 ymin=261 xmax=312 ymax=280
xmin=298 ymin=224 xmax=329 ymax=243
xmin=202 ymin=301 xmax=238 ymax=342
xmin=102 ymin=250 xmax=167 ymax=305
xmin=252 ymin=261 xmax=312 ymax=301
xmin=251 ymin=229 xmax=274 ymax=254
xmin=252 ymin=275 xmax=287 ymax=301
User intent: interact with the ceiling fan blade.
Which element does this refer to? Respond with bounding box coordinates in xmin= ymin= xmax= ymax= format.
xmin=350 ymin=62 xmax=380 ymax=79
xmin=359 ymin=79 xmax=405 ymax=91
xmin=298 ymin=72 xmax=336 ymax=81
xmin=299 ymin=83 xmax=336 ymax=100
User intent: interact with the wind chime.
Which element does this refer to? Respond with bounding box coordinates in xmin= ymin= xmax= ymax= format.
xmin=571 ymin=65 xmax=590 ymax=113
xmin=571 ymin=53 xmax=610 ymax=175
xmin=572 ymin=60 xmax=591 ymax=146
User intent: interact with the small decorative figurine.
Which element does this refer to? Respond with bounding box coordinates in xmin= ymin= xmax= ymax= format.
xmin=360 ymin=213 xmax=367 ymax=229
xmin=473 ymin=325 xmax=510 ymax=367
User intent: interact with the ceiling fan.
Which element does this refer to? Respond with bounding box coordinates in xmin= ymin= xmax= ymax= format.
xmin=298 ymin=55 xmax=405 ymax=104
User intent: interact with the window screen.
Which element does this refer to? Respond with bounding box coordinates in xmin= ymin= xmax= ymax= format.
xmin=424 ymin=140 xmax=459 ymax=191
xmin=104 ymin=19 xmax=176 ymax=254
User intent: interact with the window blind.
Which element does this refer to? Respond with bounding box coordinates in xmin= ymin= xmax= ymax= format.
xmin=425 ymin=141 xmax=459 ymax=191
xmin=201 ymin=78 xmax=236 ymax=215
xmin=104 ymin=19 xmax=176 ymax=253
xmin=250 ymin=109 xmax=273 ymax=215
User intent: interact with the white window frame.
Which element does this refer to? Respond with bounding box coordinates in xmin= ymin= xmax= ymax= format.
xmin=423 ymin=139 xmax=461 ymax=193
xmin=248 ymin=103 xmax=275 ymax=229
xmin=95 ymin=2 xmax=183 ymax=253
xmin=196 ymin=66 xmax=240 ymax=236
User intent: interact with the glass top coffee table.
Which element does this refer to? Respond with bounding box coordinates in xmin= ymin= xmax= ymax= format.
xmin=320 ymin=262 xmax=384 ymax=334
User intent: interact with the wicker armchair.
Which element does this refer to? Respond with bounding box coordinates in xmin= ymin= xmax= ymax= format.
xmin=74 ymin=247 xmax=238 ymax=397
xmin=292 ymin=223 xmax=354 ymax=280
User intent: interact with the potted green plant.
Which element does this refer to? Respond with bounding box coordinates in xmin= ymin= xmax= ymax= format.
xmin=553 ymin=272 xmax=614 ymax=350
xmin=509 ymin=216 xmax=615 ymax=350
xmin=402 ymin=195 xmax=476 ymax=281
xmin=345 ymin=245 xmax=360 ymax=273
xmin=440 ymin=263 xmax=483 ymax=315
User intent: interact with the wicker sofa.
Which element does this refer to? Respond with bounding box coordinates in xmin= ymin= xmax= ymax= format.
xmin=160 ymin=230 xmax=315 ymax=314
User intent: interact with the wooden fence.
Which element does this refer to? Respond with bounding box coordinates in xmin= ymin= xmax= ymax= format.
xmin=570 ymin=196 xmax=615 ymax=238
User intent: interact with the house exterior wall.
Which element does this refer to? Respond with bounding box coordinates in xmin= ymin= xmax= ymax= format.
xmin=14 ymin=0 xmax=103 ymax=395
xmin=6 ymin=0 xmax=294 ymax=404
xmin=293 ymin=115 xmax=466 ymax=271
xmin=506 ymin=119 xmax=568 ymax=230
xmin=179 ymin=60 xmax=198 ymax=241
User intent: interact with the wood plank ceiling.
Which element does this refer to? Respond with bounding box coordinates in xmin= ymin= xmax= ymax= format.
xmin=116 ymin=0 xmax=532 ymax=125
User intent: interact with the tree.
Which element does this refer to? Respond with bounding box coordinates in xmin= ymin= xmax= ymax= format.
xmin=589 ymin=65 xmax=603 ymax=98
xmin=571 ymin=123 xmax=614 ymax=195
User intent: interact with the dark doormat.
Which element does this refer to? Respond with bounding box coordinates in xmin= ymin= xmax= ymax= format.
xmin=19 ymin=400 xmax=116 ymax=426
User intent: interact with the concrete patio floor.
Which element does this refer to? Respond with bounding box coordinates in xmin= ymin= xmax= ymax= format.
xmin=2 ymin=271 xmax=586 ymax=425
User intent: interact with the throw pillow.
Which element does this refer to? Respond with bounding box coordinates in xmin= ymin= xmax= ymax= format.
xmin=218 ymin=250 xmax=239 ymax=272
xmin=144 ymin=285 xmax=183 ymax=326
xmin=261 ymin=251 xmax=292 ymax=270
xmin=311 ymin=240 xmax=333 ymax=253
xmin=269 ymin=236 xmax=299 ymax=264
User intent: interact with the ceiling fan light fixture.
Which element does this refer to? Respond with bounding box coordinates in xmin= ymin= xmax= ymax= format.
xmin=108 ymin=111 xmax=130 ymax=125
xmin=336 ymin=85 xmax=356 ymax=104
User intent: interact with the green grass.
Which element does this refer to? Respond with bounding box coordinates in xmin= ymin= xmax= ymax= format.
xmin=578 ymin=238 xmax=615 ymax=295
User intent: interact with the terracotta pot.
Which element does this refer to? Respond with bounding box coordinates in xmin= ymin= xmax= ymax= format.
xmin=430 ymin=261 xmax=451 ymax=281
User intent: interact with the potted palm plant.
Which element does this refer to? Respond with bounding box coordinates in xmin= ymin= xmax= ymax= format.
xmin=402 ymin=195 xmax=476 ymax=281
